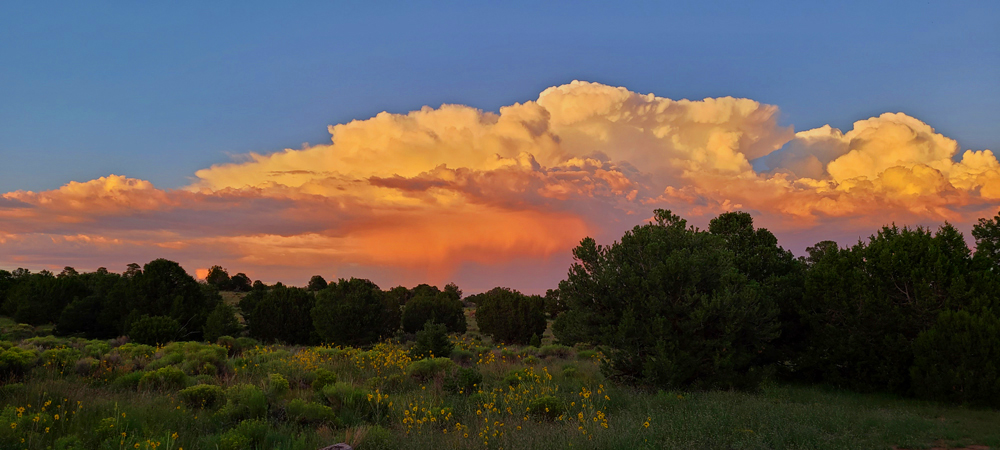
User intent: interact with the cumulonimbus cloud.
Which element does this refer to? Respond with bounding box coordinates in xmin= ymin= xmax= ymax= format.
xmin=2 ymin=81 xmax=997 ymax=291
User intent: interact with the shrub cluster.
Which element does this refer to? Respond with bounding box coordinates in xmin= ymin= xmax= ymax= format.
xmin=474 ymin=287 xmax=546 ymax=345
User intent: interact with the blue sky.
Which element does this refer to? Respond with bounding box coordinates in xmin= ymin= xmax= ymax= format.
xmin=2 ymin=1 xmax=997 ymax=193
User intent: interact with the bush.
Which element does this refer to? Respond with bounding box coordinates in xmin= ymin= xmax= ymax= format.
xmin=179 ymin=384 xmax=226 ymax=409
xmin=40 ymin=347 xmax=80 ymax=371
xmin=138 ymin=366 xmax=189 ymax=391
xmin=538 ymin=344 xmax=572 ymax=359
xmin=74 ymin=357 xmax=99 ymax=376
xmin=0 ymin=347 xmax=36 ymax=376
xmin=475 ymin=287 xmax=546 ymax=345
xmin=321 ymin=382 xmax=367 ymax=413
xmin=203 ymin=303 xmax=242 ymax=343
xmin=444 ymin=367 xmax=483 ymax=394
xmin=115 ymin=343 xmax=156 ymax=359
xmin=911 ymin=309 xmax=1000 ymax=407
xmin=243 ymin=285 xmax=315 ymax=345
xmin=401 ymin=292 xmax=466 ymax=334
xmin=527 ymin=395 xmax=565 ymax=421
xmin=504 ymin=368 xmax=540 ymax=387
xmin=267 ymin=373 xmax=290 ymax=398
xmin=796 ymin=224 xmax=976 ymax=393
xmin=450 ymin=348 xmax=474 ymax=365
xmin=411 ymin=321 xmax=454 ymax=359
xmin=218 ymin=419 xmax=269 ymax=450
xmin=407 ymin=358 xmax=455 ymax=380
xmin=128 ymin=315 xmax=180 ymax=345
xmin=219 ymin=384 xmax=268 ymax=421
xmin=286 ymin=398 xmax=336 ymax=425
xmin=312 ymin=368 xmax=338 ymax=391
xmin=110 ymin=371 xmax=144 ymax=390
xmin=312 ymin=278 xmax=398 ymax=345
xmin=553 ymin=209 xmax=779 ymax=390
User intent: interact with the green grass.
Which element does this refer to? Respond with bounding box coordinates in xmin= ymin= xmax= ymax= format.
xmin=0 ymin=318 xmax=996 ymax=449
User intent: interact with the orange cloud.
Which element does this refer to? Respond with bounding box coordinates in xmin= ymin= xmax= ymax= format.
xmin=1 ymin=81 xmax=997 ymax=291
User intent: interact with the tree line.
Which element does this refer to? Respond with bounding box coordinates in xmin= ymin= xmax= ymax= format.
xmin=2 ymin=209 xmax=1000 ymax=407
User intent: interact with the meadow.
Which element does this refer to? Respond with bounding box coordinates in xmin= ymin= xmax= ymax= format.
xmin=0 ymin=313 xmax=997 ymax=450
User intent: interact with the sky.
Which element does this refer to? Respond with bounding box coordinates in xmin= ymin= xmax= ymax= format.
xmin=1 ymin=2 xmax=998 ymax=293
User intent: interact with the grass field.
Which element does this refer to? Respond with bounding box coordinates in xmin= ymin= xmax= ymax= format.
xmin=0 ymin=316 xmax=997 ymax=450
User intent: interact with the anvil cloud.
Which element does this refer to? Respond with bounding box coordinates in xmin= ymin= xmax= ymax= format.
xmin=3 ymin=81 xmax=998 ymax=292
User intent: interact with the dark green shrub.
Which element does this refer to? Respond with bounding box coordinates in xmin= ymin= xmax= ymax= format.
xmin=504 ymin=368 xmax=540 ymax=387
xmin=243 ymin=285 xmax=315 ymax=345
xmin=576 ymin=350 xmax=598 ymax=360
xmin=450 ymin=348 xmax=474 ymax=365
xmin=266 ymin=373 xmax=289 ymax=398
xmin=401 ymin=292 xmax=466 ymax=334
xmin=286 ymin=398 xmax=336 ymax=425
xmin=411 ymin=321 xmax=454 ymax=359
xmin=538 ymin=344 xmax=572 ymax=359
xmin=203 ymin=303 xmax=242 ymax=343
xmin=911 ymin=309 xmax=1000 ymax=407
xmin=312 ymin=368 xmax=338 ymax=391
xmin=444 ymin=367 xmax=483 ymax=394
xmin=553 ymin=209 xmax=779 ymax=390
xmin=84 ymin=341 xmax=111 ymax=358
xmin=178 ymin=384 xmax=226 ymax=409
xmin=320 ymin=382 xmax=367 ymax=413
xmin=0 ymin=347 xmax=37 ymax=376
xmin=523 ymin=355 xmax=539 ymax=366
xmin=407 ymin=358 xmax=455 ymax=380
xmin=218 ymin=419 xmax=269 ymax=450
xmin=527 ymin=395 xmax=565 ymax=421
xmin=138 ymin=366 xmax=189 ymax=391
xmin=115 ymin=343 xmax=156 ymax=359
xmin=74 ymin=357 xmax=99 ymax=376
xmin=312 ymin=278 xmax=398 ymax=345
xmin=796 ymin=224 xmax=977 ymax=393
xmin=53 ymin=436 xmax=85 ymax=450
xmin=110 ymin=371 xmax=144 ymax=390
xmin=475 ymin=287 xmax=546 ymax=345
xmin=40 ymin=347 xmax=80 ymax=371
xmin=218 ymin=384 xmax=268 ymax=421
xmin=128 ymin=315 xmax=180 ymax=345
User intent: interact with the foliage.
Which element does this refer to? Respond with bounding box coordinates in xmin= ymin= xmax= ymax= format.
xmin=128 ymin=315 xmax=181 ymax=345
xmin=911 ymin=309 xmax=1000 ymax=407
xmin=178 ymin=384 xmax=227 ymax=409
xmin=0 ymin=346 xmax=36 ymax=376
xmin=407 ymin=357 xmax=455 ymax=380
xmin=267 ymin=372 xmax=290 ymax=398
xmin=410 ymin=321 xmax=454 ymax=359
xmin=307 ymin=275 xmax=328 ymax=292
xmin=443 ymin=367 xmax=482 ymax=394
xmin=553 ymin=209 xmax=779 ymax=390
xmin=286 ymin=399 xmax=336 ymax=425
xmin=527 ymin=395 xmax=565 ymax=421
xmin=243 ymin=285 xmax=316 ymax=344
xmin=219 ymin=384 xmax=268 ymax=422
xmin=796 ymin=224 xmax=979 ymax=393
xmin=312 ymin=368 xmax=338 ymax=391
xmin=708 ymin=211 xmax=806 ymax=369
xmin=205 ymin=265 xmax=231 ymax=291
xmin=312 ymin=278 xmax=398 ymax=346
xmin=475 ymin=287 xmax=546 ymax=345
xmin=138 ymin=366 xmax=189 ymax=391
xmin=401 ymin=291 xmax=466 ymax=334
xmin=203 ymin=303 xmax=242 ymax=343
